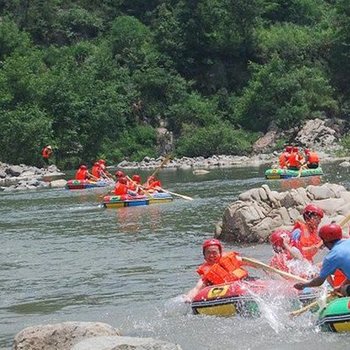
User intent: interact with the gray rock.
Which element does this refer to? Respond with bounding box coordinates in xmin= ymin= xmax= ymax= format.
xmin=50 ymin=179 xmax=67 ymax=188
xmin=13 ymin=321 xmax=120 ymax=350
xmin=72 ymin=336 xmax=182 ymax=350
xmin=6 ymin=165 xmax=23 ymax=177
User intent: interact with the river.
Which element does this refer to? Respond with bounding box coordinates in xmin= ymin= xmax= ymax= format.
xmin=1 ymin=162 xmax=349 ymax=349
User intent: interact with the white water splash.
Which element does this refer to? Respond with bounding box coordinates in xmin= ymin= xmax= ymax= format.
xmin=163 ymin=295 xmax=191 ymax=316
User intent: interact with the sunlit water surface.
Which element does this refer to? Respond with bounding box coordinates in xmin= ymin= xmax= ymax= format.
xmin=1 ymin=162 xmax=349 ymax=349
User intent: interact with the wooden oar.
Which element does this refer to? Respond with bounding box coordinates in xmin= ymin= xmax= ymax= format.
xmin=339 ymin=212 xmax=350 ymax=228
xmin=289 ymin=291 xmax=340 ymax=317
xmin=159 ymin=187 xmax=193 ymax=201
xmin=241 ymin=257 xmax=308 ymax=283
xmin=149 ymin=154 xmax=171 ymax=179
xmin=126 ymin=176 xmax=152 ymax=198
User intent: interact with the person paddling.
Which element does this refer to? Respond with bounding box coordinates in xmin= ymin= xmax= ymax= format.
xmin=304 ymin=149 xmax=320 ymax=169
xmin=183 ymin=239 xmax=251 ymax=302
xmin=144 ymin=175 xmax=162 ymax=192
xmin=113 ymin=177 xmax=137 ymax=196
xmin=279 ymin=146 xmax=292 ymax=169
xmin=98 ymin=159 xmax=114 ymax=180
xmin=290 ymin=204 xmax=324 ymax=263
xmin=294 ymin=223 xmax=350 ymax=296
xmin=75 ymin=165 xmax=97 ymax=181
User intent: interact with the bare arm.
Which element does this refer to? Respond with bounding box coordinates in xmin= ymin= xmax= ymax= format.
xmin=183 ymin=278 xmax=205 ymax=302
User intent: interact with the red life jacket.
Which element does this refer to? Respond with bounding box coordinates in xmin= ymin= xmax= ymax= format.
xmin=288 ymin=152 xmax=301 ymax=168
xmin=91 ymin=165 xmax=101 ymax=178
xmin=292 ymin=221 xmax=321 ymax=262
xmin=307 ymin=152 xmax=319 ymax=164
xmin=197 ymin=252 xmax=248 ymax=285
xmin=42 ymin=147 xmax=51 ymax=159
xmin=75 ymin=169 xmax=88 ymax=180
xmin=114 ymin=183 xmax=128 ymax=195
xmin=279 ymin=152 xmax=289 ymax=168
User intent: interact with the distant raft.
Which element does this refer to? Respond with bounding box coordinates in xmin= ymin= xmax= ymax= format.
xmin=102 ymin=192 xmax=173 ymax=208
xmin=66 ymin=179 xmax=113 ymax=190
xmin=265 ymin=167 xmax=324 ymax=180
xmin=317 ymin=297 xmax=350 ymax=332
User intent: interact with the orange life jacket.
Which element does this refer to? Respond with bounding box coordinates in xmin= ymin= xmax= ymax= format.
xmin=42 ymin=147 xmax=51 ymax=159
xmin=197 ymin=252 xmax=248 ymax=285
xmin=114 ymin=183 xmax=128 ymax=195
xmin=75 ymin=169 xmax=88 ymax=180
xmin=292 ymin=221 xmax=321 ymax=262
xmin=91 ymin=165 xmax=101 ymax=178
xmin=307 ymin=152 xmax=319 ymax=164
xmin=288 ymin=152 xmax=301 ymax=168
xmin=147 ymin=180 xmax=162 ymax=190
xmin=279 ymin=152 xmax=289 ymax=168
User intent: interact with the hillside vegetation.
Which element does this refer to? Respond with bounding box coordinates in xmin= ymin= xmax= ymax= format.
xmin=0 ymin=0 xmax=349 ymax=168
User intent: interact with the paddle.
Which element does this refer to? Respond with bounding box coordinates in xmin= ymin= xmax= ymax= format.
xmin=289 ymin=291 xmax=341 ymax=317
xmin=158 ymin=187 xmax=193 ymax=201
xmin=126 ymin=176 xmax=152 ymax=198
xmin=241 ymin=257 xmax=308 ymax=283
xmin=149 ymin=154 xmax=172 ymax=179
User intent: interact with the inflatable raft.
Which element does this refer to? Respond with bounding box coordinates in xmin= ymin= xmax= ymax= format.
xmin=66 ymin=179 xmax=114 ymax=190
xmin=102 ymin=192 xmax=173 ymax=208
xmin=191 ymin=279 xmax=318 ymax=317
xmin=265 ymin=167 xmax=323 ymax=180
xmin=317 ymin=297 xmax=350 ymax=332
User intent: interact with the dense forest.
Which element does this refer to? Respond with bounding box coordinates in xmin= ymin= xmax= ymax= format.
xmin=0 ymin=0 xmax=349 ymax=168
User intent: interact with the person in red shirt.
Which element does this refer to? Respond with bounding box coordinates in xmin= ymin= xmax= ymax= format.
xmin=91 ymin=162 xmax=103 ymax=179
xmin=98 ymin=159 xmax=114 ymax=180
xmin=304 ymin=149 xmax=320 ymax=169
xmin=279 ymin=146 xmax=292 ymax=169
xmin=286 ymin=146 xmax=304 ymax=170
xmin=114 ymin=177 xmax=137 ymax=196
xmin=144 ymin=176 xmax=162 ymax=191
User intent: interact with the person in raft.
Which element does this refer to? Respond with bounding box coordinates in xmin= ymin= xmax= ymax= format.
xmin=294 ymin=223 xmax=350 ymax=296
xmin=75 ymin=165 xmax=98 ymax=181
xmin=290 ymin=204 xmax=324 ymax=263
xmin=286 ymin=146 xmax=304 ymax=170
xmin=269 ymin=229 xmax=318 ymax=278
xmin=113 ymin=177 xmax=137 ymax=196
xmin=304 ymin=149 xmax=320 ymax=169
xmin=278 ymin=145 xmax=292 ymax=169
xmin=144 ymin=175 xmax=162 ymax=192
xmin=98 ymin=159 xmax=114 ymax=180
xmin=41 ymin=145 xmax=53 ymax=166
xmin=129 ymin=174 xmax=144 ymax=194
xmin=183 ymin=239 xmax=251 ymax=302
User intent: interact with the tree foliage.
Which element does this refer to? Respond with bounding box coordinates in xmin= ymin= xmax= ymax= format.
xmin=0 ymin=0 xmax=348 ymax=168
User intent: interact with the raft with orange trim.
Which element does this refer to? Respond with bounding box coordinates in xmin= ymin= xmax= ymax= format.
xmin=265 ymin=167 xmax=323 ymax=180
xmin=191 ymin=279 xmax=319 ymax=317
xmin=66 ymin=179 xmax=114 ymax=190
xmin=317 ymin=297 xmax=350 ymax=332
xmin=102 ymin=192 xmax=173 ymax=208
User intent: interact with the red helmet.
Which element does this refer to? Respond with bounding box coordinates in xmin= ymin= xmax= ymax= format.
xmin=285 ymin=146 xmax=292 ymax=152
xmin=115 ymin=170 xmax=125 ymax=178
xmin=303 ymin=204 xmax=324 ymax=219
xmin=99 ymin=159 xmax=106 ymax=164
xmin=319 ymin=224 xmax=342 ymax=242
xmin=94 ymin=161 xmax=100 ymax=166
xmin=118 ymin=177 xmax=127 ymax=184
xmin=202 ymin=239 xmax=222 ymax=255
xmin=79 ymin=164 xmax=87 ymax=170
xmin=269 ymin=229 xmax=291 ymax=247
xmin=304 ymin=149 xmax=310 ymax=154
xmin=292 ymin=146 xmax=299 ymax=152
xmin=132 ymin=174 xmax=141 ymax=182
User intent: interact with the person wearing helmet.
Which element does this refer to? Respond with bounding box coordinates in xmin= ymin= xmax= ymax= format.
xmin=113 ymin=177 xmax=137 ymax=196
xmin=279 ymin=146 xmax=292 ymax=169
xmin=290 ymin=204 xmax=324 ymax=262
xmin=269 ymin=229 xmax=318 ymax=278
xmin=304 ymin=149 xmax=320 ymax=169
xmin=286 ymin=146 xmax=304 ymax=170
xmin=75 ymin=164 xmax=97 ymax=181
xmin=294 ymin=223 xmax=350 ymax=296
xmin=183 ymin=239 xmax=251 ymax=302
xmin=98 ymin=159 xmax=114 ymax=180
xmin=144 ymin=175 xmax=162 ymax=192
xmin=115 ymin=170 xmax=125 ymax=179
xmin=91 ymin=161 xmax=102 ymax=179
xmin=128 ymin=174 xmax=143 ymax=194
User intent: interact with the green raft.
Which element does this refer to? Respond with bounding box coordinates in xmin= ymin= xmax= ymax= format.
xmin=317 ymin=297 xmax=350 ymax=332
xmin=265 ymin=167 xmax=323 ymax=180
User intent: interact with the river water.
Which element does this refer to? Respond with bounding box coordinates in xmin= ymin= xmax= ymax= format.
xmin=1 ymin=162 xmax=350 ymax=349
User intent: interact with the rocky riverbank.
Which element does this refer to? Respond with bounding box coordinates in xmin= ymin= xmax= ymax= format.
xmin=0 ymin=163 xmax=66 ymax=191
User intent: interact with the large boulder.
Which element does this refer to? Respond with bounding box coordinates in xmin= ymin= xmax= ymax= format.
xmin=216 ymin=183 xmax=349 ymax=243
xmin=13 ymin=322 xmax=120 ymax=350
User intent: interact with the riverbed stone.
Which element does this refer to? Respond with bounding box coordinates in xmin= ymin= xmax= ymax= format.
xmin=216 ymin=182 xmax=350 ymax=243
xmin=72 ymin=336 xmax=182 ymax=350
xmin=13 ymin=321 xmax=120 ymax=350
